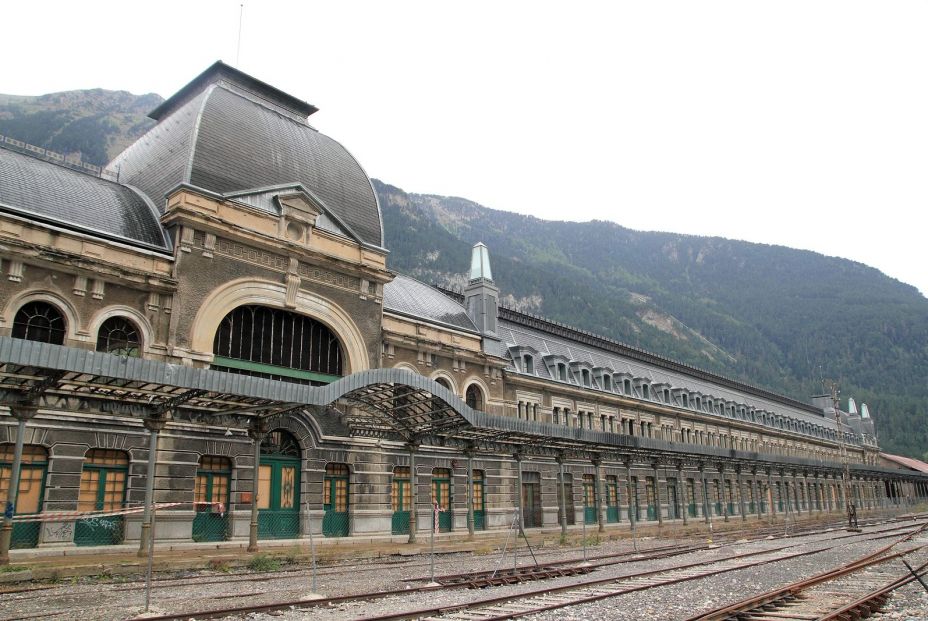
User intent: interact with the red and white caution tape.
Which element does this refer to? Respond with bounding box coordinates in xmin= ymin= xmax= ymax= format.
xmin=12 ymin=501 xmax=224 ymax=522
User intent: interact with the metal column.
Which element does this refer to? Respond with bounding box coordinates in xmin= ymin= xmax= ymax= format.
xmin=0 ymin=405 xmax=36 ymax=565
xmin=138 ymin=415 xmax=166 ymax=557
xmin=466 ymin=449 xmax=475 ymax=540
xmin=408 ymin=444 xmax=418 ymax=544
xmin=594 ymin=457 xmax=605 ymax=533
xmin=247 ymin=424 xmax=267 ymax=553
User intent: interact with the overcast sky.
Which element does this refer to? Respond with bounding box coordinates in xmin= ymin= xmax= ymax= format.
xmin=5 ymin=2 xmax=927 ymax=296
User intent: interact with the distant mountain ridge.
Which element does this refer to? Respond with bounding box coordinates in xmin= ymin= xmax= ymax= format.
xmin=1 ymin=87 xmax=925 ymax=459
xmin=0 ymin=89 xmax=162 ymax=166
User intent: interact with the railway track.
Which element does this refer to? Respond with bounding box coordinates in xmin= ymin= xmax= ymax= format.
xmin=116 ymin=521 xmax=925 ymax=621
xmin=687 ymin=530 xmax=928 ymax=621
xmin=1 ymin=516 xmax=920 ymax=621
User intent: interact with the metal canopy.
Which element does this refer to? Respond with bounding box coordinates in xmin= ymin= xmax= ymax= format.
xmin=0 ymin=337 xmax=924 ymax=481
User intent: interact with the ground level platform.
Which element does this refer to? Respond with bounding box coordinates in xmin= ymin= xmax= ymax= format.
xmin=2 ymin=507 xmax=907 ymax=584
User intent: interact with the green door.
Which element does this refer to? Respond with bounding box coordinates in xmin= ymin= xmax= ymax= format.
xmin=258 ymin=457 xmax=300 ymax=539
xmin=713 ymin=481 xmax=722 ymax=516
xmin=1 ymin=445 xmax=47 ymax=549
xmin=392 ymin=468 xmax=411 ymax=535
xmin=472 ymin=470 xmax=485 ymax=530
xmin=431 ymin=469 xmax=452 ymax=532
xmin=606 ymin=477 xmax=620 ymax=523
xmin=193 ymin=456 xmax=231 ymax=542
xmin=75 ymin=449 xmax=128 ymax=546
xmin=323 ymin=464 xmax=349 ymax=537
xmin=522 ymin=476 xmax=541 ymax=528
xmin=583 ymin=475 xmax=597 ymax=524
xmin=667 ymin=478 xmax=678 ymax=519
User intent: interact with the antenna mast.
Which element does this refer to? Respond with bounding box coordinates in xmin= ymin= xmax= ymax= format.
xmin=830 ymin=381 xmax=859 ymax=531
xmin=236 ymin=4 xmax=244 ymax=67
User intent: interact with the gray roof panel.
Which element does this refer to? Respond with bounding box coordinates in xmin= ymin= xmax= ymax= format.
xmin=0 ymin=147 xmax=170 ymax=251
xmin=383 ymin=275 xmax=478 ymax=333
xmin=108 ymin=76 xmax=383 ymax=248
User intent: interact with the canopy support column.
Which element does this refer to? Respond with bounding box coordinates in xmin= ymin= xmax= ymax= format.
xmin=0 ymin=405 xmax=37 ymax=566
xmin=408 ymin=443 xmax=418 ymax=544
xmin=138 ymin=414 xmax=167 ymax=558
xmin=247 ymin=421 xmax=268 ymax=553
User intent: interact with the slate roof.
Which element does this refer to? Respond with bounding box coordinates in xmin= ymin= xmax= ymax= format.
xmin=498 ymin=317 xmax=839 ymax=430
xmin=880 ymin=453 xmax=928 ymax=474
xmin=383 ymin=275 xmax=478 ymax=333
xmin=0 ymin=146 xmax=170 ymax=251
xmin=107 ymin=63 xmax=383 ymax=248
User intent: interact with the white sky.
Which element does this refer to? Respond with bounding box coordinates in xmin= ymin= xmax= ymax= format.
xmin=5 ymin=1 xmax=927 ymax=296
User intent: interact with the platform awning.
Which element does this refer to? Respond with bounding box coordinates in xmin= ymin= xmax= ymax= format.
xmin=0 ymin=337 xmax=922 ymax=479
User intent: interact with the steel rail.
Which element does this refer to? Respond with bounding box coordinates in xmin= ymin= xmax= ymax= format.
xmin=114 ymin=523 xmax=926 ymax=621
xmin=686 ymin=521 xmax=928 ymax=621
xmin=817 ymin=557 xmax=928 ymax=621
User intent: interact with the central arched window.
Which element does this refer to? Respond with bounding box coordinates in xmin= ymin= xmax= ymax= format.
xmin=96 ymin=316 xmax=141 ymax=357
xmin=12 ymin=302 xmax=65 ymax=345
xmin=465 ymin=384 xmax=484 ymax=411
xmin=212 ymin=305 xmax=343 ymax=384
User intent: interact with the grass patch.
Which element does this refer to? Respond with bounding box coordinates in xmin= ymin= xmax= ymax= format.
xmin=0 ymin=565 xmax=28 ymax=573
xmin=247 ymin=553 xmax=281 ymax=572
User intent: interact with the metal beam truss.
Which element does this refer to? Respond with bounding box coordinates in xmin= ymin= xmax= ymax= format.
xmin=0 ymin=336 xmax=924 ymax=483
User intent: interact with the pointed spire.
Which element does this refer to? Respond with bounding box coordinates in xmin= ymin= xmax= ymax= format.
xmin=469 ymin=242 xmax=493 ymax=282
xmin=861 ymin=403 xmax=870 ymax=419
xmin=847 ymin=397 xmax=858 ymax=414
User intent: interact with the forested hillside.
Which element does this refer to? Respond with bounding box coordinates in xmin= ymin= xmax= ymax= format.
xmin=376 ymin=180 xmax=928 ymax=459
xmin=1 ymin=87 xmax=925 ymax=459
xmin=0 ymin=89 xmax=161 ymax=166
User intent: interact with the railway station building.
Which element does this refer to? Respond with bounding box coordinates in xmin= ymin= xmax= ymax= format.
xmin=1 ymin=62 xmax=926 ymax=558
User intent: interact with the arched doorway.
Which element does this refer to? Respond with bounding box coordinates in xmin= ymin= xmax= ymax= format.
xmin=0 ymin=444 xmax=48 ymax=548
xmin=258 ymin=430 xmax=301 ymax=539
xmin=212 ymin=305 xmax=343 ymax=384
xmin=431 ymin=468 xmax=452 ymax=532
xmin=75 ymin=449 xmax=128 ymax=546
xmin=472 ymin=469 xmax=485 ymax=531
xmin=193 ymin=455 xmax=231 ymax=542
xmin=323 ymin=463 xmax=350 ymax=537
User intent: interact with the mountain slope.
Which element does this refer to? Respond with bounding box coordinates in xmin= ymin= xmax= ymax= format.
xmin=0 ymin=89 xmax=162 ymax=166
xmin=376 ymin=180 xmax=928 ymax=459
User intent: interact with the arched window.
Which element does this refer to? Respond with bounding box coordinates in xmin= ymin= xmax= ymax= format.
xmin=261 ymin=430 xmax=301 ymax=457
xmin=465 ymin=384 xmax=484 ymax=411
xmin=12 ymin=301 xmax=65 ymax=344
xmin=213 ymin=305 xmax=343 ymax=384
xmin=96 ymin=316 xmax=141 ymax=357
xmin=522 ymin=354 xmax=534 ymax=374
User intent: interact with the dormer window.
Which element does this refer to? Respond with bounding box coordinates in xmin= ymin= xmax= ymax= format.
xmin=581 ymin=369 xmax=591 ymax=387
xmin=623 ymin=379 xmax=632 ymax=394
xmin=642 ymin=384 xmax=650 ymax=400
xmin=664 ymin=389 xmax=670 ymax=403
xmin=695 ymin=397 xmax=701 ymax=410
xmin=522 ymin=354 xmax=534 ymax=374
xmin=681 ymin=393 xmax=688 ymax=408
xmin=602 ymin=374 xmax=611 ymax=391
xmin=557 ymin=363 xmax=567 ymax=381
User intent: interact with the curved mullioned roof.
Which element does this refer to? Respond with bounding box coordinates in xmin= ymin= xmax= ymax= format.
xmin=0 ymin=146 xmax=170 ymax=251
xmin=107 ymin=63 xmax=383 ymax=248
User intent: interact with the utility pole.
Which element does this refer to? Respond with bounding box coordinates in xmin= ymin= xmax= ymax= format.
xmin=830 ymin=381 xmax=859 ymax=531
